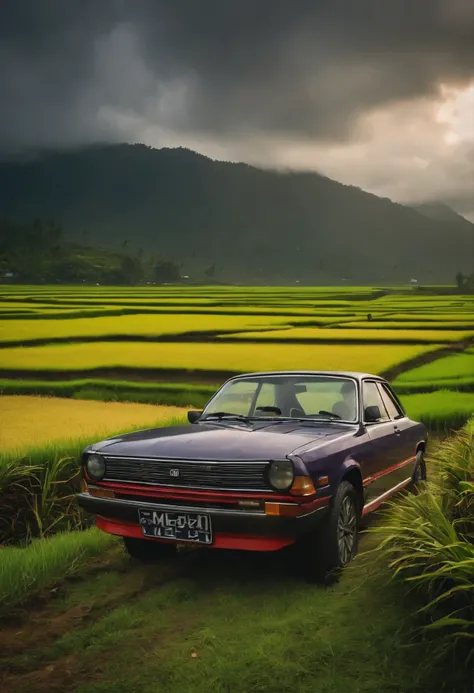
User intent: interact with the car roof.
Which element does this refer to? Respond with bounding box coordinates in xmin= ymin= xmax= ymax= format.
xmin=228 ymin=371 xmax=386 ymax=382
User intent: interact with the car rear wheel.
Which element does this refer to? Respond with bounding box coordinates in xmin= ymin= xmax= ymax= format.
xmin=410 ymin=450 xmax=427 ymax=490
xmin=299 ymin=480 xmax=359 ymax=584
xmin=123 ymin=536 xmax=177 ymax=562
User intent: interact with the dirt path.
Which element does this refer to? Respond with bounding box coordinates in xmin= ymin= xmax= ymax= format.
xmin=0 ymin=549 xmax=194 ymax=693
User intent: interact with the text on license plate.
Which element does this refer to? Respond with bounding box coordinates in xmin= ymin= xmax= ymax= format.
xmin=138 ymin=509 xmax=212 ymax=544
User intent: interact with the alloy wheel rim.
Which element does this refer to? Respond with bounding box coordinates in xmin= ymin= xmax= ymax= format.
xmin=337 ymin=496 xmax=357 ymax=566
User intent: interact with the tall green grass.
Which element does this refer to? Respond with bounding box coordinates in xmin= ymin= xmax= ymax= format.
xmin=370 ymin=426 xmax=474 ymax=664
xmin=0 ymin=528 xmax=115 ymax=611
xmin=0 ymin=416 xmax=186 ymax=544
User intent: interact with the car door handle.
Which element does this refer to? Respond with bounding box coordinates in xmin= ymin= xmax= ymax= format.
xmin=394 ymin=426 xmax=401 ymax=435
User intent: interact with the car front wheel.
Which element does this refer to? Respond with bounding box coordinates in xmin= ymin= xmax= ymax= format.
xmin=123 ymin=536 xmax=177 ymax=562
xmin=300 ymin=480 xmax=359 ymax=583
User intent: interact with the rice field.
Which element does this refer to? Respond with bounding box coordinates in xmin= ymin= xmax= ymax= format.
xmin=0 ymin=396 xmax=187 ymax=454
xmin=400 ymin=390 xmax=474 ymax=431
xmin=0 ymin=340 xmax=439 ymax=376
xmin=0 ymin=284 xmax=472 ymax=424
xmin=339 ymin=321 xmax=474 ymax=331
xmin=221 ymin=327 xmax=468 ymax=343
xmin=0 ymin=313 xmax=303 ymax=344
xmin=360 ymin=313 xmax=474 ymax=322
xmin=394 ymin=349 xmax=474 ymax=387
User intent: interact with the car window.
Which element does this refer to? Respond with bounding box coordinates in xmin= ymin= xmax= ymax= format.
xmin=378 ymin=383 xmax=404 ymax=419
xmin=362 ymin=381 xmax=389 ymax=421
xmin=296 ymin=380 xmax=357 ymax=421
xmin=211 ymin=380 xmax=255 ymax=415
xmin=203 ymin=376 xmax=358 ymax=421
xmin=383 ymin=383 xmax=406 ymax=417
xmin=254 ymin=383 xmax=277 ymax=412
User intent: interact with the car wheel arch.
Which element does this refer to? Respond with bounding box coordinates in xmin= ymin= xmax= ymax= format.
xmin=339 ymin=461 xmax=364 ymax=514
xmin=415 ymin=441 xmax=426 ymax=455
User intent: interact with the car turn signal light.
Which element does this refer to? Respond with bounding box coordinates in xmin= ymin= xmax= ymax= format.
xmin=88 ymin=487 xmax=115 ymax=499
xmin=265 ymin=503 xmax=301 ymax=517
xmin=290 ymin=475 xmax=316 ymax=496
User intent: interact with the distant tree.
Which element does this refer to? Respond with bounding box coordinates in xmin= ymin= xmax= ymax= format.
xmin=120 ymin=255 xmax=143 ymax=285
xmin=204 ymin=263 xmax=216 ymax=279
xmin=459 ymin=271 xmax=474 ymax=293
xmin=455 ymin=272 xmax=465 ymax=291
xmin=154 ymin=258 xmax=180 ymax=283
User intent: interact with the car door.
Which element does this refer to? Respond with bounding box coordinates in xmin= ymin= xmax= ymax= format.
xmin=361 ymin=380 xmax=409 ymax=502
xmin=377 ymin=381 xmax=418 ymax=484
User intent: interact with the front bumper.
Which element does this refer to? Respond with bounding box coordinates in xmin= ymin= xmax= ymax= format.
xmin=76 ymin=492 xmax=329 ymax=551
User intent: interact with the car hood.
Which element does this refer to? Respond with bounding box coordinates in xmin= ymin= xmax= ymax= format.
xmin=89 ymin=420 xmax=355 ymax=461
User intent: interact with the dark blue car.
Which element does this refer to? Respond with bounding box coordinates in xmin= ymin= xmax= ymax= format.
xmin=77 ymin=371 xmax=427 ymax=579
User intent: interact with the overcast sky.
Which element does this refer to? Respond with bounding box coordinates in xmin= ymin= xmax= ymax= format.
xmin=1 ymin=0 xmax=474 ymax=217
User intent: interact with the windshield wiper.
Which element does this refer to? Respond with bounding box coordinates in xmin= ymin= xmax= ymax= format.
xmin=316 ymin=410 xmax=342 ymax=420
xmin=260 ymin=415 xmax=346 ymax=426
xmin=202 ymin=412 xmax=255 ymax=422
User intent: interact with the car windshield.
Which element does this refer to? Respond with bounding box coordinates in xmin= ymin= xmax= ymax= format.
xmin=202 ymin=375 xmax=358 ymax=423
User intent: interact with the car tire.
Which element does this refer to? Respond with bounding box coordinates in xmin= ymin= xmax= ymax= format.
xmin=410 ymin=449 xmax=427 ymax=491
xmin=123 ymin=536 xmax=177 ymax=562
xmin=300 ymin=480 xmax=359 ymax=584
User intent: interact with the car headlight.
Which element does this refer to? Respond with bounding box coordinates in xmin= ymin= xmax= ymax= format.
xmin=268 ymin=460 xmax=294 ymax=490
xmin=86 ymin=453 xmax=106 ymax=481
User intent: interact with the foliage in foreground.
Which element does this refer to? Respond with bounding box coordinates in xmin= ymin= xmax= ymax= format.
xmin=0 ymin=528 xmax=115 ymax=612
xmin=0 ymin=416 xmax=186 ymax=545
xmin=370 ymin=426 xmax=474 ymax=664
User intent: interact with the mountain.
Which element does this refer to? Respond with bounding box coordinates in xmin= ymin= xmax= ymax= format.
xmin=0 ymin=144 xmax=473 ymax=283
xmin=412 ymin=202 xmax=474 ymax=227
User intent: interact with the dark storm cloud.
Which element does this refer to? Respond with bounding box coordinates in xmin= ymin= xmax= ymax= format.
xmin=0 ymin=0 xmax=473 ymax=153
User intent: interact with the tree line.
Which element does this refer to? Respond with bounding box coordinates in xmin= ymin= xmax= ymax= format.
xmin=456 ymin=271 xmax=474 ymax=293
xmin=0 ymin=218 xmax=186 ymax=284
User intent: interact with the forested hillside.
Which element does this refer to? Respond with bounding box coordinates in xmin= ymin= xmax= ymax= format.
xmin=1 ymin=144 xmax=473 ymax=283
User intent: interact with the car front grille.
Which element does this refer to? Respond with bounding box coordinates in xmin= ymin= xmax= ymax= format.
xmin=102 ymin=457 xmax=271 ymax=492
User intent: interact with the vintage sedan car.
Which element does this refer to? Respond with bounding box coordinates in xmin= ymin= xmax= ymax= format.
xmin=77 ymin=371 xmax=427 ymax=579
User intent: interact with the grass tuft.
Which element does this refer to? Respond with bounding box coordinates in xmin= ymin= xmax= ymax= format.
xmin=0 ymin=528 xmax=115 ymax=612
xmin=369 ymin=425 xmax=474 ymax=664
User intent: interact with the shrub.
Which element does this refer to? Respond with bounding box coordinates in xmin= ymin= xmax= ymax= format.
xmin=370 ymin=427 xmax=474 ymax=664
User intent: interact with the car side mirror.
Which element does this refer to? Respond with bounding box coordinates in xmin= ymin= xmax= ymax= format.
xmin=364 ymin=405 xmax=381 ymax=422
xmin=187 ymin=410 xmax=202 ymax=424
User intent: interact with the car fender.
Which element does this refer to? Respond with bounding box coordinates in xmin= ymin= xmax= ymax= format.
xmin=337 ymin=457 xmax=362 ymax=482
xmin=335 ymin=457 xmax=364 ymax=510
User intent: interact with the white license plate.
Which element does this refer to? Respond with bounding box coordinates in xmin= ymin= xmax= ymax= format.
xmin=138 ymin=509 xmax=212 ymax=544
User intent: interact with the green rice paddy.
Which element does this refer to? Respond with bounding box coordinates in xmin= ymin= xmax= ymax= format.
xmin=0 ymin=285 xmax=472 ymax=427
